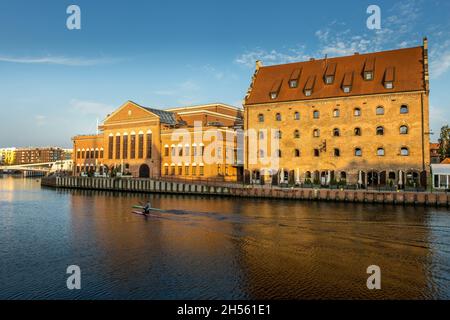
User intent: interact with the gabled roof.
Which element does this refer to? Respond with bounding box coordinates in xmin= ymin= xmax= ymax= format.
xmin=103 ymin=101 xmax=177 ymax=125
xmin=245 ymin=46 xmax=426 ymax=105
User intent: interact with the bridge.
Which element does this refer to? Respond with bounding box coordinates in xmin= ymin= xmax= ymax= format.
xmin=0 ymin=160 xmax=73 ymax=176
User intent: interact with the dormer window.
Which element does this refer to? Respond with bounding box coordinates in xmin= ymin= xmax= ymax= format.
xmin=289 ymin=80 xmax=298 ymax=88
xmin=384 ymin=67 xmax=395 ymax=89
xmin=363 ymin=57 xmax=375 ymax=81
xmin=270 ymin=80 xmax=282 ymax=100
xmin=289 ymin=68 xmax=301 ymax=89
xmin=324 ymin=63 xmax=336 ymax=85
xmin=342 ymin=72 xmax=354 ymax=94
xmin=304 ymin=75 xmax=315 ymax=97
xmin=364 ymin=72 xmax=373 ymax=80
xmin=325 ymin=76 xmax=334 ymax=84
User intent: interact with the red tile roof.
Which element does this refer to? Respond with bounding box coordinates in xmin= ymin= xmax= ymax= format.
xmin=245 ymin=46 xmax=426 ymax=105
xmin=430 ymin=143 xmax=440 ymax=150
xmin=441 ymin=158 xmax=450 ymax=164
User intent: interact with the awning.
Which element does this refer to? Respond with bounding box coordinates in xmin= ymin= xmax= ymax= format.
xmin=431 ymin=164 xmax=450 ymax=175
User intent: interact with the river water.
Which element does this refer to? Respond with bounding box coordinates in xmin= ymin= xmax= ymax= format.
xmin=1 ymin=176 xmax=449 ymax=299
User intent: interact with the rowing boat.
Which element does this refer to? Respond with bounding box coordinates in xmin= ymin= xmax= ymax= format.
xmin=132 ymin=205 xmax=166 ymax=212
xmin=132 ymin=210 xmax=160 ymax=217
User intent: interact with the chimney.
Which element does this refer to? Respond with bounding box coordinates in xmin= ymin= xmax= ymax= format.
xmin=255 ymin=60 xmax=263 ymax=70
xmin=423 ymin=37 xmax=428 ymax=50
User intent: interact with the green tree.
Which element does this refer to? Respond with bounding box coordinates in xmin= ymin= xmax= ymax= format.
xmin=439 ymin=125 xmax=450 ymax=161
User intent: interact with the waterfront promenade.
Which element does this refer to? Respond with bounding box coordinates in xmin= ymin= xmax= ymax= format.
xmin=41 ymin=176 xmax=450 ymax=207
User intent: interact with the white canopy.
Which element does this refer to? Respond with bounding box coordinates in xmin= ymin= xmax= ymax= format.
xmin=431 ymin=164 xmax=450 ymax=175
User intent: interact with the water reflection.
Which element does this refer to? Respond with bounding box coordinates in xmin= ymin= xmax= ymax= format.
xmin=1 ymin=176 xmax=450 ymax=299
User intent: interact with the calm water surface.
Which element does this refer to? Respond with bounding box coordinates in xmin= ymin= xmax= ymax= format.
xmin=1 ymin=176 xmax=450 ymax=299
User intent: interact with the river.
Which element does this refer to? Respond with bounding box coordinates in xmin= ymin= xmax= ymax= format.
xmin=1 ymin=176 xmax=449 ymax=299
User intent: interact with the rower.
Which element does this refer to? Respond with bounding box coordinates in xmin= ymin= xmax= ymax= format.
xmin=143 ymin=201 xmax=152 ymax=214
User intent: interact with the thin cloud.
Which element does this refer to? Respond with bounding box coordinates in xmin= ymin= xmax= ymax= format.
xmin=430 ymin=51 xmax=450 ymax=78
xmin=0 ymin=55 xmax=121 ymax=66
xmin=35 ymin=115 xmax=47 ymax=127
xmin=70 ymin=99 xmax=115 ymax=117
xmin=235 ymin=0 xmax=425 ymax=67
xmin=235 ymin=47 xmax=309 ymax=68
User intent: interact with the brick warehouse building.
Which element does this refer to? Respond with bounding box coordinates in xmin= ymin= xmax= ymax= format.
xmin=243 ymin=39 xmax=431 ymax=188
xmin=14 ymin=147 xmax=65 ymax=165
xmin=72 ymin=101 xmax=243 ymax=181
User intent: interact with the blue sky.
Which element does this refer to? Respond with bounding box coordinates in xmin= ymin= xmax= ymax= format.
xmin=0 ymin=0 xmax=449 ymax=147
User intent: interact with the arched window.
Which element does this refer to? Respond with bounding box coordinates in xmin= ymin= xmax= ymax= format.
xmin=313 ymin=129 xmax=320 ymax=137
xmin=258 ymin=114 xmax=264 ymax=122
xmin=401 ymin=147 xmax=409 ymax=156
xmin=294 ymin=129 xmax=300 ymax=139
xmin=376 ymin=126 xmax=384 ymax=136
xmin=333 ymin=109 xmax=340 ymax=117
xmin=313 ymin=110 xmax=320 ymax=119
xmin=400 ymin=125 xmax=409 ymax=135
xmin=313 ymin=149 xmax=320 ymax=157
xmin=355 ymin=148 xmax=362 ymax=157
xmin=377 ymin=148 xmax=385 ymax=156
xmin=294 ymin=112 xmax=300 ymax=120
xmin=334 ymin=148 xmax=340 ymax=157
xmin=354 ymin=127 xmax=362 ymax=136
xmin=276 ymin=113 xmax=282 ymax=121
xmin=376 ymin=106 xmax=385 ymax=115
xmin=275 ymin=130 xmax=282 ymax=139
xmin=354 ymin=108 xmax=361 ymax=117
xmin=259 ymin=149 xmax=265 ymax=158
xmin=333 ymin=128 xmax=340 ymax=137
xmin=294 ymin=149 xmax=300 ymax=157
xmin=400 ymin=105 xmax=409 ymax=114
xmin=259 ymin=130 xmax=264 ymax=139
